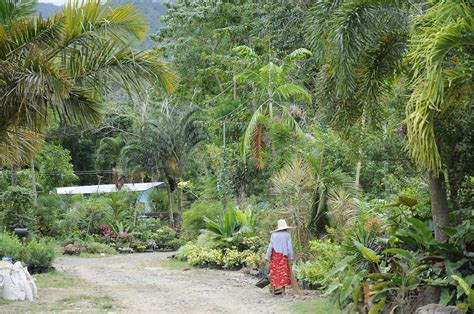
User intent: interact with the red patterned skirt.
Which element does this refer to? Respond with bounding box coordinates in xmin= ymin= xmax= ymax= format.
xmin=269 ymin=250 xmax=291 ymax=288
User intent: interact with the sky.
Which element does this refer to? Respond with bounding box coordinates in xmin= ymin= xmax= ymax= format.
xmin=39 ymin=0 xmax=67 ymax=5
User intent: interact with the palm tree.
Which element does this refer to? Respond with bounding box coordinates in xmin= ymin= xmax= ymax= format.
xmin=121 ymin=107 xmax=206 ymax=225
xmin=0 ymin=0 xmax=177 ymax=166
xmin=406 ymin=0 xmax=474 ymax=241
xmin=271 ymin=155 xmax=315 ymax=254
xmin=305 ymin=0 xmax=411 ymax=126
xmin=233 ymin=46 xmax=312 ymax=169
xmin=305 ymin=0 xmax=412 ymax=189
xmin=307 ymin=0 xmax=474 ymax=242
xmin=305 ymin=147 xmax=358 ymax=235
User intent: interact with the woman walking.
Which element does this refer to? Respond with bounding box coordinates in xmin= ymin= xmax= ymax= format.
xmin=265 ymin=219 xmax=295 ymax=295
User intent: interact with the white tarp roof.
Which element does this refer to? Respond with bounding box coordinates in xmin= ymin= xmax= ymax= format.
xmin=56 ymin=182 xmax=164 ymax=195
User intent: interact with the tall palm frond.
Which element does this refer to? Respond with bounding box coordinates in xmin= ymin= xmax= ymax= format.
xmin=306 ymin=0 xmax=411 ymax=127
xmin=251 ymin=123 xmax=266 ymax=170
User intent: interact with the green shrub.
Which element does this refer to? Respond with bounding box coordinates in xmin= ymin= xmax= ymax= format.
xmin=84 ymin=242 xmax=115 ymax=254
xmin=148 ymin=226 xmax=183 ymax=249
xmin=137 ymin=218 xmax=161 ymax=233
xmin=36 ymin=194 xmax=63 ymax=237
xmin=0 ymin=233 xmax=23 ymax=259
xmin=182 ymin=200 xmax=222 ymax=239
xmin=61 ymin=197 xmax=113 ymax=236
xmin=222 ymin=249 xmax=252 ymax=268
xmin=244 ymin=251 xmax=264 ymax=268
xmin=0 ymin=186 xmax=35 ymax=231
xmin=188 ymin=247 xmax=223 ymax=266
xmin=148 ymin=189 xmax=169 ymax=211
xmin=21 ymin=239 xmax=56 ymax=269
xmin=152 ymin=226 xmax=177 ymax=244
xmin=185 ymin=246 xmax=223 ymax=267
xmin=295 ymin=240 xmax=342 ymax=287
xmin=175 ymin=242 xmax=198 ymax=261
xmin=186 ymin=246 xmax=205 ymax=265
xmin=166 ymin=238 xmax=184 ymax=250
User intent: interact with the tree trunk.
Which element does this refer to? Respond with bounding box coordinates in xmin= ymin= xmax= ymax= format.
xmin=31 ymin=159 xmax=37 ymax=206
xmin=355 ymin=148 xmax=362 ymax=189
xmin=11 ymin=165 xmax=17 ymax=186
xmin=233 ymin=74 xmax=237 ymax=100
xmin=383 ymin=123 xmax=390 ymax=199
xmin=429 ymin=171 xmax=450 ymax=242
xmin=167 ymin=183 xmax=175 ymax=228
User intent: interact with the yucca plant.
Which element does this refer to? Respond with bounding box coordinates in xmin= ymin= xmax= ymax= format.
xmin=271 ymin=155 xmax=315 ymax=253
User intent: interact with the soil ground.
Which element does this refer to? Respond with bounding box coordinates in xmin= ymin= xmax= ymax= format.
xmin=0 ymin=252 xmax=333 ymax=313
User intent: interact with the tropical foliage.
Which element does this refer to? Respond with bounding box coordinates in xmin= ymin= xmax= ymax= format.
xmin=0 ymin=0 xmax=472 ymax=312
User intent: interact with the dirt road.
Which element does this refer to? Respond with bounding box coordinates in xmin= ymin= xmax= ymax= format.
xmin=3 ymin=253 xmax=317 ymax=313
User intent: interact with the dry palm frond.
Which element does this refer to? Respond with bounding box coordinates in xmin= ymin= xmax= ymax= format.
xmin=251 ymin=123 xmax=266 ymax=170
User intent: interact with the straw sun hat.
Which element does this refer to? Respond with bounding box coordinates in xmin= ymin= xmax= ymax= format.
xmin=273 ymin=219 xmax=292 ymax=232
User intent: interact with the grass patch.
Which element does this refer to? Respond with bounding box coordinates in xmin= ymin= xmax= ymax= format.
xmin=57 ymin=295 xmax=116 ymax=310
xmin=0 ymin=294 xmax=117 ymax=312
xmin=34 ymin=271 xmax=84 ymax=288
xmin=143 ymin=257 xmax=190 ymax=269
xmin=159 ymin=259 xmax=190 ymax=269
xmin=287 ymin=298 xmax=341 ymax=314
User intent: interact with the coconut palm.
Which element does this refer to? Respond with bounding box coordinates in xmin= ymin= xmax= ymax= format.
xmin=0 ymin=0 xmax=177 ymax=166
xmin=233 ymin=46 xmax=312 ymax=169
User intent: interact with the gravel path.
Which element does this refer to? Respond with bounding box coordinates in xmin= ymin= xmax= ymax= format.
xmin=50 ymin=252 xmax=311 ymax=313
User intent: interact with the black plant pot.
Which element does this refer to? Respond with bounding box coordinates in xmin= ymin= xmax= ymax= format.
xmin=298 ymin=280 xmax=320 ymax=290
xmin=226 ymin=265 xmax=242 ymax=271
xmin=28 ymin=266 xmax=54 ymax=275
xmin=208 ymin=263 xmax=222 ymax=270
